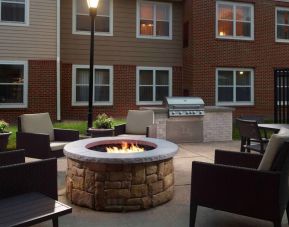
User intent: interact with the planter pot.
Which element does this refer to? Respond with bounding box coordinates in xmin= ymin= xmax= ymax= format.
xmin=88 ymin=128 xmax=114 ymax=138
xmin=0 ymin=132 xmax=11 ymax=152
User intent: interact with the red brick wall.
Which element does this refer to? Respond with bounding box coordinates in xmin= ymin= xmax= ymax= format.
xmin=183 ymin=0 xmax=289 ymax=119
xmin=0 ymin=60 xmax=57 ymax=123
xmin=61 ymin=64 xmax=183 ymax=120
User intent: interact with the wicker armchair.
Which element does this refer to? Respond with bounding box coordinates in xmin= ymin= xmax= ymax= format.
xmin=190 ymin=142 xmax=289 ymax=227
xmin=16 ymin=113 xmax=79 ymax=159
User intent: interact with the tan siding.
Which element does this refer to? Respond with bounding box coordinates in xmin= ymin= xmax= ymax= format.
xmin=61 ymin=0 xmax=183 ymax=66
xmin=0 ymin=0 xmax=57 ymax=60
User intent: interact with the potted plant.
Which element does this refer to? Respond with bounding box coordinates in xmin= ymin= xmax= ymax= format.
xmin=88 ymin=113 xmax=114 ymax=137
xmin=0 ymin=120 xmax=11 ymax=152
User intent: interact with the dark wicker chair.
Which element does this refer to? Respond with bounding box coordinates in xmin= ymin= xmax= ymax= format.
xmin=0 ymin=149 xmax=25 ymax=166
xmin=236 ymin=118 xmax=269 ymax=154
xmin=190 ymin=142 xmax=289 ymax=227
xmin=16 ymin=113 xmax=79 ymax=159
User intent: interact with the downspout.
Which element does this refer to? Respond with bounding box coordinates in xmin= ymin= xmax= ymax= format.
xmin=56 ymin=0 xmax=61 ymax=121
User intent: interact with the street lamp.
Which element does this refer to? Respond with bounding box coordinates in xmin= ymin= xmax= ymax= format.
xmin=87 ymin=0 xmax=99 ymax=133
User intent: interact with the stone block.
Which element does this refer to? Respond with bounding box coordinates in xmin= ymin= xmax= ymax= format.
xmin=109 ymin=172 xmax=132 ymax=181
xmin=85 ymin=170 xmax=95 ymax=193
xmin=72 ymin=189 xmax=94 ymax=209
xmin=106 ymin=164 xmax=123 ymax=172
xmin=68 ymin=158 xmax=83 ymax=168
xmin=152 ymin=186 xmax=173 ymax=207
xmin=105 ymin=189 xmax=130 ymax=199
xmin=127 ymin=198 xmax=142 ymax=206
xmin=146 ymin=174 xmax=158 ymax=184
xmin=149 ymin=181 xmax=163 ymax=195
xmin=105 ymin=181 xmax=122 ymax=189
xmin=163 ymin=173 xmax=174 ymax=189
xmin=164 ymin=159 xmax=173 ymax=176
xmin=131 ymin=184 xmax=148 ymax=198
xmin=87 ymin=163 xmax=106 ymax=172
xmin=142 ymin=197 xmax=152 ymax=209
xmin=95 ymin=182 xmax=104 ymax=193
xmin=106 ymin=198 xmax=125 ymax=205
xmin=158 ymin=162 xmax=164 ymax=180
xmin=95 ymin=173 xmax=106 ymax=181
xmin=132 ymin=165 xmax=145 ymax=184
xmin=71 ymin=166 xmax=84 ymax=177
xmin=66 ymin=177 xmax=73 ymax=201
xmin=121 ymin=181 xmax=131 ymax=189
xmin=146 ymin=164 xmax=157 ymax=175
xmin=72 ymin=175 xmax=84 ymax=190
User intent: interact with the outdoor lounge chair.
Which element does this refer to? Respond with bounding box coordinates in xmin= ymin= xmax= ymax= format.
xmin=114 ymin=110 xmax=157 ymax=138
xmin=16 ymin=113 xmax=79 ymax=159
xmin=190 ymin=141 xmax=289 ymax=227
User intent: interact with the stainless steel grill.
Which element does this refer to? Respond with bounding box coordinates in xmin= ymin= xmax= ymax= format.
xmin=165 ymin=97 xmax=205 ymax=117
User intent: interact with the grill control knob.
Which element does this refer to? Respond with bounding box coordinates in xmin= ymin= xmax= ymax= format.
xmin=193 ymin=111 xmax=197 ymax=115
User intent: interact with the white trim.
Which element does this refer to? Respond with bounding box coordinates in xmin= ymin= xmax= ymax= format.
xmin=72 ymin=64 xmax=113 ymax=106
xmin=136 ymin=0 xmax=172 ymax=40
xmin=215 ymin=67 xmax=254 ymax=106
xmin=275 ymin=7 xmax=289 ymax=43
xmin=72 ymin=0 xmax=113 ymax=36
xmin=56 ymin=0 xmax=61 ymax=120
xmin=215 ymin=1 xmax=254 ymax=41
xmin=0 ymin=60 xmax=28 ymax=109
xmin=0 ymin=0 xmax=29 ymax=26
xmin=136 ymin=66 xmax=172 ymax=105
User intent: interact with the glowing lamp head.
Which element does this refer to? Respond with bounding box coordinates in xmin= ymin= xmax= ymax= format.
xmin=87 ymin=0 xmax=99 ymax=8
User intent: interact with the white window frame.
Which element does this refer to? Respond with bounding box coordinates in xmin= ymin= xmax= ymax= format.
xmin=72 ymin=0 xmax=113 ymax=36
xmin=136 ymin=66 xmax=172 ymax=105
xmin=72 ymin=65 xmax=113 ymax=106
xmin=0 ymin=0 xmax=29 ymax=26
xmin=216 ymin=1 xmax=254 ymax=41
xmin=275 ymin=7 xmax=289 ymax=43
xmin=215 ymin=68 xmax=254 ymax=106
xmin=136 ymin=0 xmax=173 ymax=40
xmin=0 ymin=60 xmax=28 ymax=109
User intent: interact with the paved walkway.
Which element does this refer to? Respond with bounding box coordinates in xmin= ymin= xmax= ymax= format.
xmin=34 ymin=141 xmax=288 ymax=227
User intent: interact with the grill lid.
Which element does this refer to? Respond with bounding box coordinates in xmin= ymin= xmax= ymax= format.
xmin=165 ymin=97 xmax=205 ymax=106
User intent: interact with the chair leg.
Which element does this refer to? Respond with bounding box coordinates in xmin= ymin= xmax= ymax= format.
xmin=240 ymin=137 xmax=246 ymax=152
xmin=190 ymin=202 xmax=198 ymax=227
xmin=246 ymin=138 xmax=251 ymax=153
xmin=286 ymin=203 xmax=289 ymax=223
xmin=53 ymin=218 xmax=59 ymax=227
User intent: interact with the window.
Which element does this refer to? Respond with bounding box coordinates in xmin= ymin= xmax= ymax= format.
xmin=137 ymin=0 xmax=172 ymax=39
xmin=276 ymin=7 xmax=289 ymax=42
xmin=0 ymin=61 xmax=28 ymax=108
xmin=137 ymin=67 xmax=172 ymax=105
xmin=216 ymin=68 xmax=254 ymax=106
xmin=216 ymin=1 xmax=254 ymax=40
xmin=72 ymin=65 xmax=113 ymax=106
xmin=0 ymin=0 xmax=28 ymax=25
xmin=73 ymin=0 xmax=113 ymax=35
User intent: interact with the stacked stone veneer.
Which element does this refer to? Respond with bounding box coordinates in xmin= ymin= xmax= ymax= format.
xmin=66 ymin=158 xmax=174 ymax=212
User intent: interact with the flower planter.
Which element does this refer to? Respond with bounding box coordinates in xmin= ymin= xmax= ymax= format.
xmin=0 ymin=132 xmax=11 ymax=152
xmin=88 ymin=128 xmax=114 ymax=138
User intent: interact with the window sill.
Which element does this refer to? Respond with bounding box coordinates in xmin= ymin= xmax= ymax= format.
xmin=216 ymin=102 xmax=254 ymax=107
xmin=137 ymin=102 xmax=163 ymax=106
xmin=136 ymin=35 xmax=172 ymax=40
xmin=0 ymin=21 xmax=28 ymax=27
xmin=72 ymin=30 xmax=113 ymax=36
xmin=276 ymin=39 xmax=289 ymax=44
xmin=216 ymin=36 xmax=254 ymax=42
xmin=72 ymin=102 xmax=113 ymax=107
xmin=0 ymin=104 xmax=28 ymax=109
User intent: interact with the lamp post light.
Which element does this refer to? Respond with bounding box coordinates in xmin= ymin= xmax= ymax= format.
xmin=87 ymin=0 xmax=99 ymax=133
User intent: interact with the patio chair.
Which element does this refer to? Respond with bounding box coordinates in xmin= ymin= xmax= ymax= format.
xmin=114 ymin=110 xmax=156 ymax=138
xmin=16 ymin=113 xmax=79 ymax=159
xmin=236 ymin=118 xmax=269 ymax=154
xmin=190 ymin=140 xmax=289 ymax=227
xmin=0 ymin=149 xmax=25 ymax=166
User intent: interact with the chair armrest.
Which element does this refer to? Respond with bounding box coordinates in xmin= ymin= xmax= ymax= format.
xmin=16 ymin=132 xmax=51 ymax=159
xmin=0 ymin=158 xmax=57 ymax=200
xmin=0 ymin=149 xmax=25 ymax=167
xmin=215 ymin=149 xmax=263 ymax=169
xmin=147 ymin=124 xmax=157 ymax=138
xmin=191 ymin=161 xmax=282 ymax=218
xmin=114 ymin=124 xmax=126 ymax=136
xmin=54 ymin=128 xmax=79 ymax=141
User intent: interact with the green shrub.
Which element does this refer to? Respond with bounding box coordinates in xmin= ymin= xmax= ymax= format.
xmin=0 ymin=120 xmax=9 ymax=133
xmin=93 ymin=113 xmax=114 ymax=129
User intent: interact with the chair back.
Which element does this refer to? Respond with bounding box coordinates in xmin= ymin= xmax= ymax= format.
xmin=18 ymin=113 xmax=55 ymax=141
xmin=236 ymin=118 xmax=262 ymax=141
xmin=126 ymin=110 xmax=154 ymax=135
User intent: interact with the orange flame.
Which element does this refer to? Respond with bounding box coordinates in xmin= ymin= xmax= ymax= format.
xmin=106 ymin=142 xmax=144 ymax=154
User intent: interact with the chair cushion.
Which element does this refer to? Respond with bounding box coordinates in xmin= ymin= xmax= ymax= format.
xmin=258 ymin=128 xmax=289 ymax=171
xmin=126 ymin=110 xmax=154 ymax=135
xmin=20 ymin=113 xmax=55 ymax=141
xmin=50 ymin=141 xmax=68 ymax=151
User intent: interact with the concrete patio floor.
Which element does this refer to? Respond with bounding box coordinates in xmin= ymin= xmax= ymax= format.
xmin=34 ymin=141 xmax=288 ymax=227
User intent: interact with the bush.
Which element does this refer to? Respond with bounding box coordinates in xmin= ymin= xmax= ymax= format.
xmin=0 ymin=120 xmax=9 ymax=133
xmin=93 ymin=114 xmax=114 ymax=129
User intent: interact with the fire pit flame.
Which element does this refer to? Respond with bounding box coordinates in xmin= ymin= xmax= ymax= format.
xmin=106 ymin=141 xmax=145 ymax=154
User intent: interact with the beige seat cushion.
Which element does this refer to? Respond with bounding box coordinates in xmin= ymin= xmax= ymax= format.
xmin=20 ymin=113 xmax=55 ymax=141
xmin=258 ymin=127 xmax=289 ymax=171
xmin=50 ymin=141 xmax=68 ymax=151
xmin=126 ymin=110 xmax=154 ymax=135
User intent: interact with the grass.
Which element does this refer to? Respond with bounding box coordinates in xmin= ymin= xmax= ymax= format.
xmin=6 ymin=119 xmax=126 ymax=150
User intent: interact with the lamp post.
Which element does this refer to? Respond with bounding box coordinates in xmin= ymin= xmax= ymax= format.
xmin=87 ymin=0 xmax=99 ymax=132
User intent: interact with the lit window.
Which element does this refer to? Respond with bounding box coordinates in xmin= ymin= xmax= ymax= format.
xmin=74 ymin=0 xmax=112 ymax=35
xmin=73 ymin=65 xmax=113 ymax=105
xmin=216 ymin=1 xmax=254 ymax=40
xmin=216 ymin=68 xmax=254 ymax=106
xmin=276 ymin=7 xmax=289 ymax=42
xmin=0 ymin=61 xmax=28 ymax=108
xmin=137 ymin=1 xmax=172 ymax=39
xmin=0 ymin=0 xmax=28 ymax=24
xmin=137 ymin=67 xmax=172 ymax=105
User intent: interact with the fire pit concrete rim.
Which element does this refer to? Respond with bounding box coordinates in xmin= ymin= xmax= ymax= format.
xmin=64 ymin=137 xmax=178 ymax=164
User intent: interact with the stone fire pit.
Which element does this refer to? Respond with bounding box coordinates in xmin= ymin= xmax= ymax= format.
xmin=64 ymin=137 xmax=178 ymax=212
